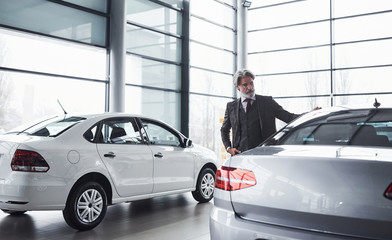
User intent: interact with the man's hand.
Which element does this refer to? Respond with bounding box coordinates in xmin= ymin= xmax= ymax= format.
xmin=228 ymin=147 xmax=241 ymax=156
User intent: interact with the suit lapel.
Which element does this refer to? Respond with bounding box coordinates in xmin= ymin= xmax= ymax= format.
xmin=232 ymin=98 xmax=241 ymax=147
xmin=256 ymin=95 xmax=264 ymax=129
xmin=234 ymin=98 xmax=241 ymax=124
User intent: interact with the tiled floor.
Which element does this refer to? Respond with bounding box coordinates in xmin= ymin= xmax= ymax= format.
xmin=0 ymin=193 xmax=212 ymax=240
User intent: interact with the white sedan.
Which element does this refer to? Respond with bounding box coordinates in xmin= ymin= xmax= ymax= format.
xmin=0 ymin=113 xmax=218 ymax=230
xmin=211 ymin=106 xmax=392 ymax=240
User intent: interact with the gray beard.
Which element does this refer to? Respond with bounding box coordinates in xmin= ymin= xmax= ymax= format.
xmin=239 ymin=91 xmax=255 ymax=99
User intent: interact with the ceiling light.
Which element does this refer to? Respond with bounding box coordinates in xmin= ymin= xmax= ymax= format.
xmin=242 ymin=1 xmax=252 ymax=8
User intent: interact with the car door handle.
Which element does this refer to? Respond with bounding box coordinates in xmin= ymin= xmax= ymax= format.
xmin=104 ymin=152 xmax=116 ymax=158
xmin=154 ymin=152 xmax=163 ymax=158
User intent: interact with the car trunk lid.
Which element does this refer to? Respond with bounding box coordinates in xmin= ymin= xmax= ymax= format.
xmin=229 ymin=145 xmax=392 ymax=239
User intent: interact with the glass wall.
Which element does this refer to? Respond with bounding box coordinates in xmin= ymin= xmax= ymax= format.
xmin=248 ymin=0 xmax=392 ymax=122
xmin=0 ymin=0 xmax=107 ymax=46
xmin=189 ymin=0 xmax=235 ymax=163
xmin=1 ymin=0 xmax=391 ymax=161
xmin=125 ymin=0 xmax=183 ymax=129
xmin=0 ymin=0 xmax=108 ymax=132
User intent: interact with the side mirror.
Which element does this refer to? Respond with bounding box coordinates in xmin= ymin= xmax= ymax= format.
xmin=184 ymin=138 xmax=193 ymax=147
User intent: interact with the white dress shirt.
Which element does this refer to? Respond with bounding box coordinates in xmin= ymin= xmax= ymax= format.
xmin=240 ymin=95 xmax=256 ymax=112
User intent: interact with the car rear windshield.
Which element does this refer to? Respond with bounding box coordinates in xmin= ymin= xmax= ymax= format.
xmin=267 ymin=109 xmax=392 ymax=148
xmin=10 ymin=116 xmax=86 ymax=137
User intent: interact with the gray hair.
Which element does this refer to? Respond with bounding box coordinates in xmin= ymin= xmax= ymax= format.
xmin=233 ymin=69 xmax=255 ymax=87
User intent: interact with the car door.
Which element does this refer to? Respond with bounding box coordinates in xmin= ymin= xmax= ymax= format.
xmin=139 ymin=118 xmax=195 ymax=193
xmin=96 ymin=117 xmax=153 ymax=197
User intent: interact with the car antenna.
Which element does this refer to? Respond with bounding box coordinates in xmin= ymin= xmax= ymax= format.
xmin=57 ymin=100 xmax=68 ymax=115
xmin=373 ymin=98 xmax=381 ymax=108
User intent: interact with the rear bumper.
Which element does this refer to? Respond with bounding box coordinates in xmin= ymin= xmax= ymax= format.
xmin=210 ymin=206 xmax=366 ymax=240
xmin=0 ymin=173 xmax=69 ymax=211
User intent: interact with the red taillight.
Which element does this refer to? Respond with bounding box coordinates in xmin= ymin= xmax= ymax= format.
xmin=384 ymin=183 xmax=392 ymax=200
xmin=215 ymin=166 xmax=256 ymax=191
xmin=11 ymin=150 xmax=50 ymax=172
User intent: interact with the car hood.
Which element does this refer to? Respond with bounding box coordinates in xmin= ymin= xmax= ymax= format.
xmin=227 ymin=145 xmax=392 ymax=240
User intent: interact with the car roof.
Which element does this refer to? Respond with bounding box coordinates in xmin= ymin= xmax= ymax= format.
xmin=64 ymin=112 xmax=167 ymax=122
xmin=72 ymin=112 xmax=140 ymax=119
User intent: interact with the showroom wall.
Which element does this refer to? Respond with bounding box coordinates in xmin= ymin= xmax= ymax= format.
xmin=1 ymin=0 xmax=392 ymax=162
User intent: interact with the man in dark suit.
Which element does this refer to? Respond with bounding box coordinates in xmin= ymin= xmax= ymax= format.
xmin=221 ymin=69 xmax=300 ymax=156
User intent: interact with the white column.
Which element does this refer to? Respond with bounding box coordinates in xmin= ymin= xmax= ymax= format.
xmin=109 ymin=0 xmax=126 ymax=112
xmin=237 ymin=1 xmax=249 ymax=70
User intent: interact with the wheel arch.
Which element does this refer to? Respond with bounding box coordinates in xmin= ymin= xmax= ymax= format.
xmin=191 ymin=162 xmax=217 ymax=203
xmin=67 ymin=172 xmax=113 ymax=205
xmin=195 ymin=162 xmax=217 ymax=186
xmin=200 ymin=162 xmax=217 ymax=174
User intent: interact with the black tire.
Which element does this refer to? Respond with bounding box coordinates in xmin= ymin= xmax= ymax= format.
xmin=1 ymin=209 xmax=26 ymax=215
xmin=63 ymin=182 xmax=107 ymax=231
xmin=192 ymin=168 xmax=215 ymax=203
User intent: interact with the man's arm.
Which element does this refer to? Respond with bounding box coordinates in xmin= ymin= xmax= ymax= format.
xmin=221 ymin=102 xmax=242 ymax=156
xmin=271 ymin=97 xmax=300 ymax=123
xmin=220 ymin=102 xmax=232 ymax=149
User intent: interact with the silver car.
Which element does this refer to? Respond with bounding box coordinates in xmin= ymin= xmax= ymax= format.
xmin=211 ymin=106 xmax=392 ymax=240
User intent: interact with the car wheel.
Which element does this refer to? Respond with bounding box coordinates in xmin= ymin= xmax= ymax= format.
xmin=1 ymin=209 xmax=26 ymax=215
xmin=63 ymin=181 xmax=107 ymax=231
xmin=192 ymin=168 xmax=215 ymax=203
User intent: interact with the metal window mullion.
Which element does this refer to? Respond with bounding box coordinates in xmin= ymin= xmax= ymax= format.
xmin=330 ymin=0 xmax=334 ymax=106
xmin=274 ymin=91 xmax=392 ymax=100
xmin=249 ymin=18 xmax=330 ymax=33
xmin=126 ymin=20 xmax=181 ymax=39
xmin=46 ymin=0 xmax=109 ymax=16
xmin=125 ymin=83 xmax=181 ymax=94
xmin=0 ymin=66 xmax=107 ymax=83
xmin=249 ymin=0 xmax=306 ymax=11
xmin=147 ymin=0 xmax=182 ymax=12
xmin=181 ymin=0 xmax=190 ymax=137
xmin=190 ymin=14 xmax=235 ymax=32
xmin=190 ymin=65 xmax=233 ymax=76
xmin=126 ymin=51 xmax=181 ymax=66
xmin=249 ymin=43 xmax=330 ymax=55
xmin=189 ymin=91 xmax=234 ymax=100
xmin=190 ymin=39 xmax=235 ymax=54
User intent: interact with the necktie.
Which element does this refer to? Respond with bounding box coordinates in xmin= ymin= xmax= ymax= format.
xmin=245 ymin=98 xmax=251 ymax=114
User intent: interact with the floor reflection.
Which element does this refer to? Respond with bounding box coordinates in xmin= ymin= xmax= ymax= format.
xmin=0 ymin=193 xmax=212 ymax=240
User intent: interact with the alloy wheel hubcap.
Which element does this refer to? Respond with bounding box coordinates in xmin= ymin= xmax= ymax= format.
xmin=77 ymin=189 xmax=103 ymax=223
xmin=200 ymin=173 xmax=215 ymax=198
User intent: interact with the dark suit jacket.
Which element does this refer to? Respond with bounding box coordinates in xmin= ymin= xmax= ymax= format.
xmin=220 ymin=94 xmax=299 ymax=151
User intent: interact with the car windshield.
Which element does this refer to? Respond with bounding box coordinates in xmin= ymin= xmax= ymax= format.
xmin=7 ymin=116 xmax=86 ymax=137
xmin=264 ymin=108 xmax=392 ymax=148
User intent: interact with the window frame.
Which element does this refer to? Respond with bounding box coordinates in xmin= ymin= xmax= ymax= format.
xmin=138 ymin=117 xmax=185 ymax=147
xmin=93 ymin=117 xmax=146 ymax=145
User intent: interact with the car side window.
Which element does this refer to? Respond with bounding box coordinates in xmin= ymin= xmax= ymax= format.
xmin=282 ymin=124 xmax=352 ymax=145
xmin=350 ymin=123 xmax=391 ymax=147
xmin=99 ymin=118 xmax=143 ymax=144
xmin=140 ymin=119 xmax=181 ymax=147
xmin=279 ymin=110 xmax=392 ymax=147
xmin=84 ymin=125 xmax=98 ymax=142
